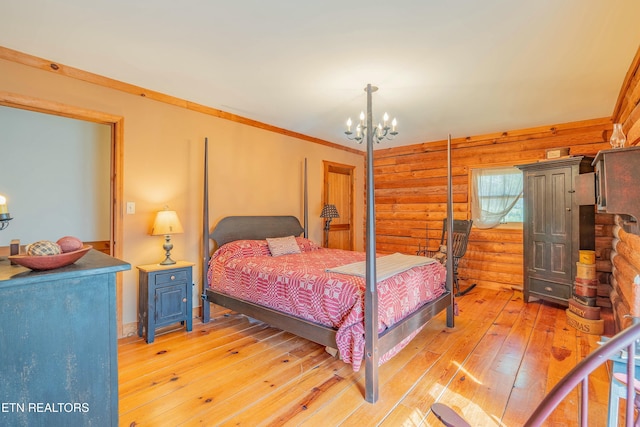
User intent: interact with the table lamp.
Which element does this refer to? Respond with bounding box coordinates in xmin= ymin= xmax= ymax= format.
xmin=151 ymin=207 xmax=184 ymax=265
xmin=320 ymin=204 xmax=339 ymax=247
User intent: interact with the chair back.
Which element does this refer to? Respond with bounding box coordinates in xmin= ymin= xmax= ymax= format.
xmin=439 ymin=219 xmax=473 ymax=259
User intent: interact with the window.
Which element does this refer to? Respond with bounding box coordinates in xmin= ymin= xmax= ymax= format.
xmin=471 ymin=166 xmax=523 ymax=229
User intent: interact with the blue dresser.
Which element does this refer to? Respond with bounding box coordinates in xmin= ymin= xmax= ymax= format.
xmin=0 ymin=250 xmax=130 ymax=427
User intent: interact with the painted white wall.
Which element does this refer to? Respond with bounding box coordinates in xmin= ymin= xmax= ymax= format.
xmin=0 ymin=106 xmax=111 ymax=247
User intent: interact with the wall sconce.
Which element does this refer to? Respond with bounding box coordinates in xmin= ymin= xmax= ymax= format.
xmin=151 ymin=207 xmax=184 ymax=265
xmin=0 ymin=194 xmax=13 ymax=231
xmin=320 ymin=204 xmax=339 ymax=248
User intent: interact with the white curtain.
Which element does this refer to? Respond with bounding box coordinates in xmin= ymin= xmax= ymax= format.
xmin=471 ymin=167 xmax=523 ymax=229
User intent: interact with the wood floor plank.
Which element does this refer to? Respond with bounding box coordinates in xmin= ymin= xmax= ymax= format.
xmin=324 ymin=332 xmax=447 ymax=426
xmin=119 ymin=329 xmax=298 ymax=415
xmin=577 ymin=330 xmax=610 ymax=423
xmin=429 ymin=291 xmax=533 ymax=425
xmin=153 ymin=346 xmax=332 ymax=426
xmin=119 ymin=324 xmax=281 ymax=398
xmin=402 ymin=288 xmax=514 ymax=418
xmin=122 ymin=335 xmax=326 ymax=426
xmin=544 ymin=304 xmax=582 ymax=425
xmin=118 ymin=315 xmax=266 ymax=373
xmin=501 ymin=300 xmax=558 ymax=424
xmin=115 ymin=288 xmax=618 ymax=427
xmin=214 ymin=356 xmax=352 ymax=426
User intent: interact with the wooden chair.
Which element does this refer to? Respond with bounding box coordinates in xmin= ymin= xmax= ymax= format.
xmin=417 ymin=218 xmax=476 ymax=296
xmin=431 ymin=321 xmax=640 ymax=427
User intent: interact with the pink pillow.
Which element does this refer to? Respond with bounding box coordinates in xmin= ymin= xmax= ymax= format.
xmin=295 ymin=237 xmax=321 ymax=252
xmin=266 ymin=236 xmax=301 ymax=257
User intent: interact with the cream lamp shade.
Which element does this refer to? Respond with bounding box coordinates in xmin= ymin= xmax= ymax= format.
xmin=151 ymin=210 xmax=184 ymax=236
xmin=151 ymin=208 xmax=184 ymax=265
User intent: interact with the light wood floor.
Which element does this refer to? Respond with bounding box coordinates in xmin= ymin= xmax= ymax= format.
xmin=118 ymin=287 xmax=617 ymax=426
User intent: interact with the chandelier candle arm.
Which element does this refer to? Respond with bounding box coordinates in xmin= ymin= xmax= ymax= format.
xmin=344 ymin=88 xmax=398 ymax=144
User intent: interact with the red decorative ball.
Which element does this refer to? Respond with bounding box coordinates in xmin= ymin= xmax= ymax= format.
xmin=56 ymin=236 xmax=83 ymax=253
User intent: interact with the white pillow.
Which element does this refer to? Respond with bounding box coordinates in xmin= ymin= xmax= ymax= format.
xmin=266 ymin=236 xmax=301 ymax=257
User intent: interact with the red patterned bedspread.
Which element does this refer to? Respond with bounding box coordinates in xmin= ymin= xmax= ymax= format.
xmin=207 ymin=238 xmax=446 ymax=371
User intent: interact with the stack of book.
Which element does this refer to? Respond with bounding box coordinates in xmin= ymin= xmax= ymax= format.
xmin=566 ymin=250 xmax=604 ymax=335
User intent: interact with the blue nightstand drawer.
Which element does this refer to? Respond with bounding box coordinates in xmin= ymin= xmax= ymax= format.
xmin=155 ymin=270 xmax=188 ymax=285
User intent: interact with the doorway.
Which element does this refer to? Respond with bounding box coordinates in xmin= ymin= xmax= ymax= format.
xmin=323 ymin=161 xmax=355 ymax=250
xmin=0 ymin=91 xmax=125 ymax=335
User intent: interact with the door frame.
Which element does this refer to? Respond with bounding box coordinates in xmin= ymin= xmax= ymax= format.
xmin=323 ymin=161 xmax=355 ymax=250
xmin=0 ymin=90 xmax=125 ymax=336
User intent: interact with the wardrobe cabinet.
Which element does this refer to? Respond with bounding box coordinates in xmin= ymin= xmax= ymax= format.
xmin=517 ymin=157 xmax=595 ymax=305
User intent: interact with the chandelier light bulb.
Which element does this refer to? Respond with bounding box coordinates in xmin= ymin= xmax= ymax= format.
xmin=346 ymin=117 xmax=352 ymax=132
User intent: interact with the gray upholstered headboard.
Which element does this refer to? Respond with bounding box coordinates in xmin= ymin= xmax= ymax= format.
xmin=210 ymin=215 xmax=305 ymax=247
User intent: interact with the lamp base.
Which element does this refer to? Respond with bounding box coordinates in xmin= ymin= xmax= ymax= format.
xmin=323 ymin=219 xmax=332 ymax=248
xmin=159 ymin=256 xmax=177 ymax=266
xmin=0 ymin=214 xmax=12 ymax=231
xmin=159 ymin=235 xmax=176 ymax=265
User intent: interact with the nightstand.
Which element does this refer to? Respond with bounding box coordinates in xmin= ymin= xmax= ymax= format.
xmin=137 ymin=261 xmax=194 ymax=343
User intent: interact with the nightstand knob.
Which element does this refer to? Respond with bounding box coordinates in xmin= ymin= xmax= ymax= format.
xmin=544 ymin=286 xmax=552 ymax=292
xmin=182 ymin=297 xmax=187 ymax=303
xmin=170 ymin=275 xmax=176 ymax=280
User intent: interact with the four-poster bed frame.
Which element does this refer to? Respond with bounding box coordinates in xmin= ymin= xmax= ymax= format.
xmin=200 ymin=133 xmax=455 ymax=403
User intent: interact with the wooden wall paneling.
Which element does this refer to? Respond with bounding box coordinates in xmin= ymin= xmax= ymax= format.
xmin=612 ymin=44 xmax=640 ymax=146
xmin=373 ymin=120 xmax=612 ymax=292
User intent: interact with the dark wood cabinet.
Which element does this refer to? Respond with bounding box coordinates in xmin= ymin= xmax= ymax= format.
xmin=517 ymin=157 xmax=595 ymax=305
xmin=592 ymin=146 xmax=640 ymax=232
xmin=0 ymin=250 xmax=130 ymax=427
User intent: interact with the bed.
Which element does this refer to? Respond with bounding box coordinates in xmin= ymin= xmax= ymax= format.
xmin=201 ymin=137 xmax=456 ymax=403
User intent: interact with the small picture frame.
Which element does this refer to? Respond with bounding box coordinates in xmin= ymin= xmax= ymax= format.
xmin=545 ymin=147 xmax=570 ymax=159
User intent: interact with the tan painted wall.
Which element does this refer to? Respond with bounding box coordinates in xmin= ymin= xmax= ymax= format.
xmin=0 ymin=58 xmax=364 ymax=333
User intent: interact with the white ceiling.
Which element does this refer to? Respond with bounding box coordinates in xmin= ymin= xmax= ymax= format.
xmin=2 ymin=1 xmax=640 ymax=150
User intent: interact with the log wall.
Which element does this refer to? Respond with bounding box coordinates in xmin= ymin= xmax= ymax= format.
xmin=372 ymin=120 xmax=612 ymax=292
xmin=609 ymin=45 xmax=640 ymax=331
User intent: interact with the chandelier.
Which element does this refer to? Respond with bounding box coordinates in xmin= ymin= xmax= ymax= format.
xmin=344 ymin=85 xmax=398 ymax=144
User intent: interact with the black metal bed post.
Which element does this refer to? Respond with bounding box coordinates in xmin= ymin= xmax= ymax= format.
xmin=304 ymin=158 xmax=308 ymax=238
xmin=202 ymin=137 xmax=211 ymax=323
xmin=446 ymin=135 xmax=455 ymax=328
xmin=364 ymin=84 xmax=379 ymax=403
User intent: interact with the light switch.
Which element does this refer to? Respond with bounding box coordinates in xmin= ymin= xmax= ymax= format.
xmin=126 ymin=202 xmax=135 ymax=214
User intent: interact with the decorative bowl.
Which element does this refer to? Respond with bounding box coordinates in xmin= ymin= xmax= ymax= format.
xmin=9 ymin=245 xmax=92 ymax=270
